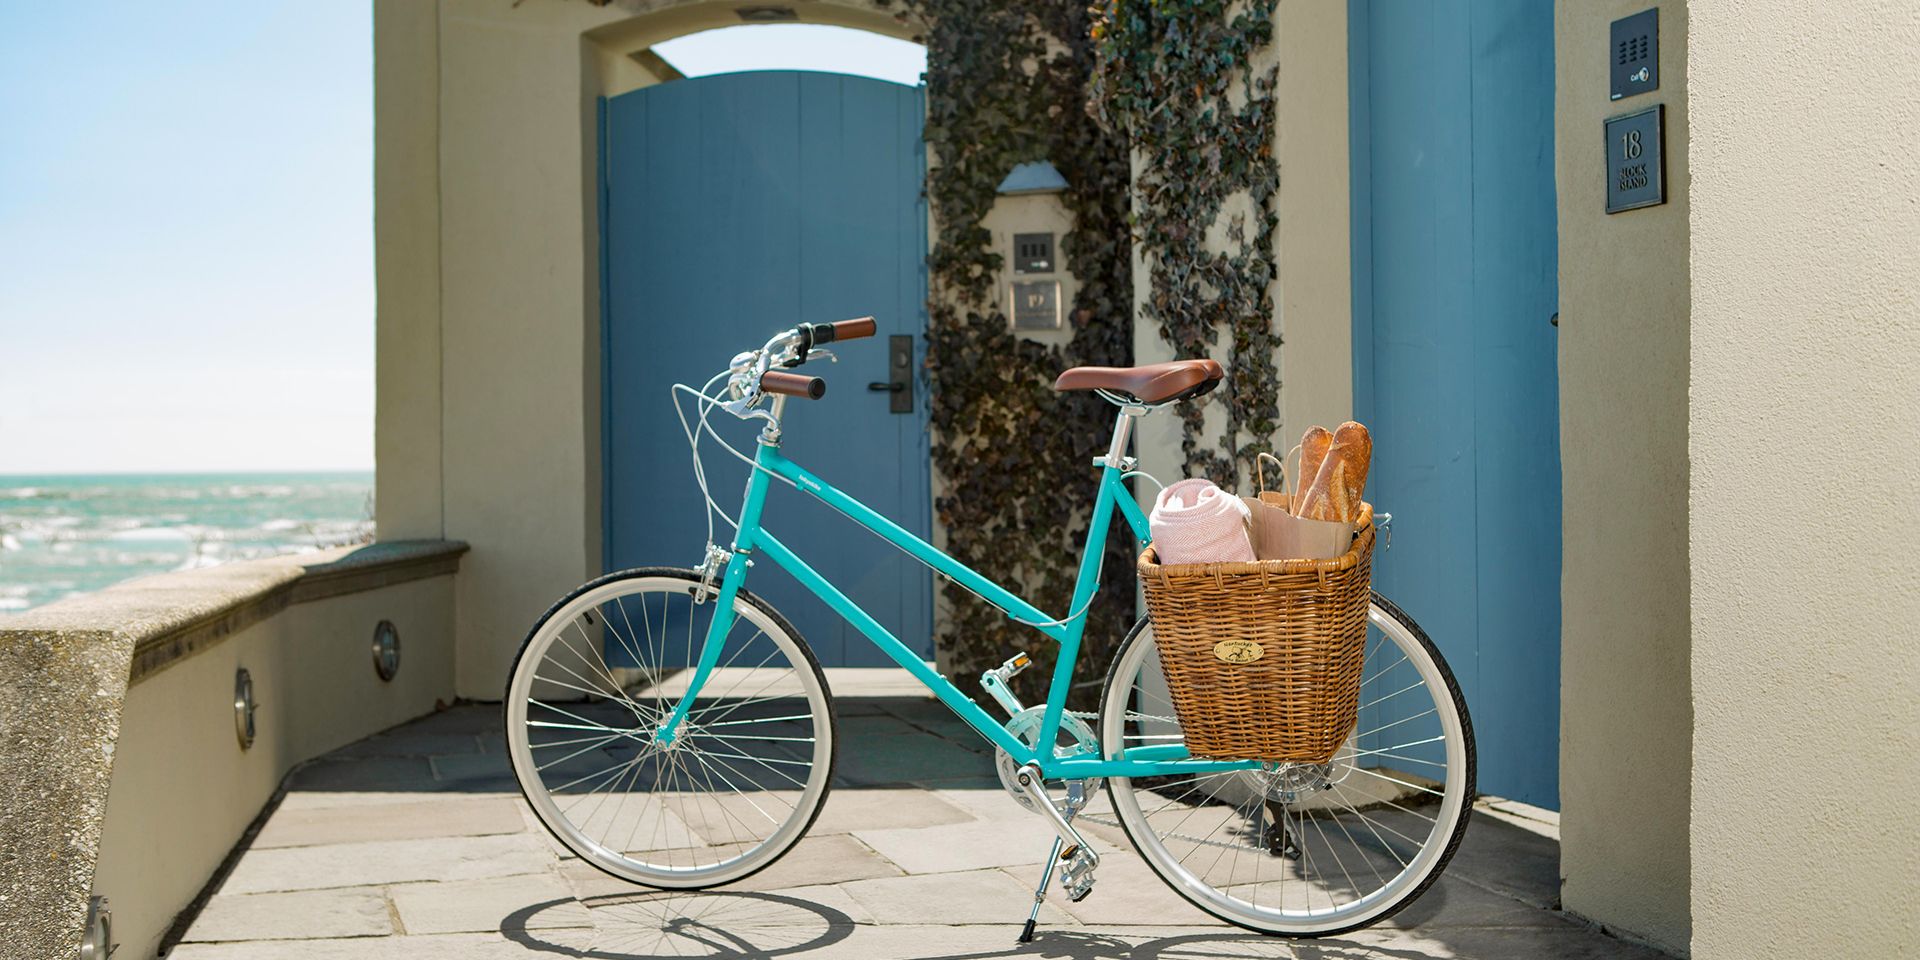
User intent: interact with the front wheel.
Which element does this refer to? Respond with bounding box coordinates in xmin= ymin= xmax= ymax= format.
xmin=504 ymin=568 xmax=836 ymax=889
xmin=1099 ymin=594 xmax=1475 ymax=936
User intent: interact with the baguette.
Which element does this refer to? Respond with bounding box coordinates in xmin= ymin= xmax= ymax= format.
xmin=1293 ymin=426 xmax=1333 ymax=514
xmin=1297 ymin=421 xmax=1372 ymax=523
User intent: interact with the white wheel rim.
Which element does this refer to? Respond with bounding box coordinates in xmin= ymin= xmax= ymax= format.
xmin=505 ymin=575 xmax=832 ymax=888
xmin=1102 ymin=603 xmax=1470 ymax=933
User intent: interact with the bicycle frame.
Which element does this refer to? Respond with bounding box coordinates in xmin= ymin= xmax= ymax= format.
xmin=651 ymin=413 xmax=1261 ymax=781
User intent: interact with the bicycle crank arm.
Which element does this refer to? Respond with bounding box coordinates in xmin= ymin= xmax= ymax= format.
xmin=1015 ymin=763 xmax=1099 ymax=880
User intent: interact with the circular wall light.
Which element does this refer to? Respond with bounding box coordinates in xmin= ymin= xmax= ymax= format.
xmin=234 ymin=668 xmax=257 ymax=750
xmin=371 ymin=620 xmax=401 ymax=682
xmin=79 ymin=896 xmax=110 ymax=959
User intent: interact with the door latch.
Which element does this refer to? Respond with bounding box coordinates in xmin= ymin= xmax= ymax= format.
xmin=868 ymin=334 xmax=914 ymax=413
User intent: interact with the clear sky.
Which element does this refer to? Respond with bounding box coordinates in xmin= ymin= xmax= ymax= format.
xmin=655 ymin=24 xmax=927 ymax=86
xmin=0 ymin=6 xmax=924 ymax=475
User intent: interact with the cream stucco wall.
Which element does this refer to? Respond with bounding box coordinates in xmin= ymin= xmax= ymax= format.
xmin=1130 ymin=1 xmax=1351 ymax=496
xmin=1274 ymin=0 xmax=1353 ymax=437
xmin=433 ymin=0 xmax=627 ymax=699
xmin=1686 ymin=2 xmax=1920 ymax=957
xmin=91 ymin=578 xmax=456 ymax=959
xmin=374 ymin=0 xmax=445 ymax=541
xmin=376 ymin=0 xmax=928 ymax=700
xmin=1553 ymin=2 xmax=1692 ymax=953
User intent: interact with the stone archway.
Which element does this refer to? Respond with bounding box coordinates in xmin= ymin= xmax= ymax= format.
xmin=375 ymin=0 xmax=1123 ymax=700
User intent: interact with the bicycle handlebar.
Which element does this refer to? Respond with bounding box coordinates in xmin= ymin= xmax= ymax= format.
xmin=802 ymin=316 xmax=876 ymax=346
xmin=760 ymin=370 xmax=827 ymax=400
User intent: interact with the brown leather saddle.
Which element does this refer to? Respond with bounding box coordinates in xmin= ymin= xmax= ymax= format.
xmin=1053 ymin=359 xmax=1225 ymax=405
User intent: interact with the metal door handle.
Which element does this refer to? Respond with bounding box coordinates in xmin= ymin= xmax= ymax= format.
xmin=879 ymin=334 xmax=914 ymax=413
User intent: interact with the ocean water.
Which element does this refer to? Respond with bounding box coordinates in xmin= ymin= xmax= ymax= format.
xmin=0 ymin=472 xmax=375 ymax=613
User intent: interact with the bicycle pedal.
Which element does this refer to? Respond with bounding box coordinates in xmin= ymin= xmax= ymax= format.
xmin=980 ymin=652 xmax=1033 ymax=717
xmin=1058 ymin=846 xmax=1097 ymax=902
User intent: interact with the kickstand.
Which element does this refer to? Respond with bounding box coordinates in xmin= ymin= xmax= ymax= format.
xmin=1265 ymin=799 xmax=1302 ymax=859
xmin=1018 ymin=837 xmax=1066 ymax=943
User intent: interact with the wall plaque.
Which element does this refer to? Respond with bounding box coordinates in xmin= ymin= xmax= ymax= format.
xmin=1011 ymin=280 xmax=1062 ymax=330
xmin=1605 ymin=105 xmax=1665 ymax=214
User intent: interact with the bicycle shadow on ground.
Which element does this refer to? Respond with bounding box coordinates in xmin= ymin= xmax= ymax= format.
xmin=500 ymin=890 xmax=858 ymax=959
xmin=901 ymin=930 xmax=1433 ymax=960
xmin=500 ymin=890 xmax=1434 ymax=960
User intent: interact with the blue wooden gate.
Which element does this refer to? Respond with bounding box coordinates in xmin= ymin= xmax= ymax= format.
xmin=600 ymin=71 xmax=932 ymax=667
xmin=1350 ymin=2 xmax=1562 ymax=807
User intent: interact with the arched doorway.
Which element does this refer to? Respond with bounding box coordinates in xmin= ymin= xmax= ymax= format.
xmin=599 ymin=67 xmax=932 ymax=666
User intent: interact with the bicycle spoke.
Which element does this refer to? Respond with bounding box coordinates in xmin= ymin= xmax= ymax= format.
xmin=1339 ymin=764 xmax=1446 ymax=799
xmin=535 ymin=729 xmax=633 ymax=772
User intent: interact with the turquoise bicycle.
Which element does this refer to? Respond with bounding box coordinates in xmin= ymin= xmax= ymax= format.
xmin=505 ymin=318 xmax=1474 ymax=938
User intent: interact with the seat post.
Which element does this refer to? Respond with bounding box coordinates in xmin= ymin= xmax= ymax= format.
xmin=1103 ymin=406 xmax=1138 ymax=469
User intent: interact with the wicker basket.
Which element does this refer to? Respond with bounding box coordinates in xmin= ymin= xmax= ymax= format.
xmin=1138 ymin=506 xmax=1374 ymax=763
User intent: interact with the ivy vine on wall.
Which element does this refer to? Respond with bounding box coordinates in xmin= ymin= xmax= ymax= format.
xmin=1094 ymin=0 xmax=1281 ymax=488
xmin=875 ymin=0 xmax=1136 ymax=705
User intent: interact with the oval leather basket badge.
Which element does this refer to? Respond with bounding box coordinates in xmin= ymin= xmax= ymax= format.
xmin=1213 ymin=640 xmax=1264 ymax=664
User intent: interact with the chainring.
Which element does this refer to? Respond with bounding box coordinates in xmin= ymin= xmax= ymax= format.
xmin=994 ymin=707 xmax=1103 ymax=813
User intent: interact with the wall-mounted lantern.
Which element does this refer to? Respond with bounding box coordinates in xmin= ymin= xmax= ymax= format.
xmin=234 ymin=668 xmax=257 ymax=750
xmin=372 ymin=620 xmax=401 ymax=682
xmin=987 ymin=161 xmax=1075 ymax=341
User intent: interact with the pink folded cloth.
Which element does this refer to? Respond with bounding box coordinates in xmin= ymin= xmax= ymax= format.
xmin=1148 ymin=478 xmax=1255 ymax=565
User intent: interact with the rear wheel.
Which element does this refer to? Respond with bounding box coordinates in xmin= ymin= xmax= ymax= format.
xmin=504 ymin=568 xmax=835 ymax=889
xmin=1099 ymin=594 xmax=1474 ymax=935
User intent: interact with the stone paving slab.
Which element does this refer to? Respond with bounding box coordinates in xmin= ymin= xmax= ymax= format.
xmin=287 ymin=756 xmax=436 ymax=791
xmin=1438 ymin=813 xmax=1561 ymax=909
xmin=168 ymin=930 xmax=597 ymax=959
xmin=809 ymin=785 xmax=977 ymax=834
xmin=831 ymin=731 xmax=996 ymax=786
xmin=855 ymin=810 xmax=1119 ymax=875
xmin=172 ymin=698 xmax=1673 ymax=960
xmin=1331 ymin=924 xmax=1678 ymax=960
xmin=1378 ymin=876 xmax=1571 ymax=931
xmin=427 ymin=752 xmax=513 ymax=781
xmin=220 ymin=832 xmax=555 ymax=894
xmin=253 ymin=796 xmax=525 ymax=848
xmin=391 ymin=873 xmax=592 ymax=935
xmin=560 ymin=832 xmax=903 ymax=900
xmin=183 ymin=887 xmax=392 ymax=943
xmin=838 ymin=868 xmax=1077 ymax=926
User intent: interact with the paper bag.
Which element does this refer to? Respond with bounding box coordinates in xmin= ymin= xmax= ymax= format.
xmin=1244 ymin=452 xmax=1354 ymax=561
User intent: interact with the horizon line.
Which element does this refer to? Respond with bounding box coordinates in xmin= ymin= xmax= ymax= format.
xmin=0 ymin=467 xmax=376 ymax=477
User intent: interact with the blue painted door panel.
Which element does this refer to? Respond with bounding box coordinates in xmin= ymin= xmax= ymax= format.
xmin=602 ymin=71 xmax=932 ymax=667
xmin=1351 ymin=2 xmax=1562 ymax=806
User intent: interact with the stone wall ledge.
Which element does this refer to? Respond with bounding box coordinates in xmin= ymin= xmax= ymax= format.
xmin=0 ymin=539 xmax=467 ymax=958
xmin=7 ymin=539 xmax=469 ymax=685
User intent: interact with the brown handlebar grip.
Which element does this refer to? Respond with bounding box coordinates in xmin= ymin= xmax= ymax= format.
xmin=761 ymin=370 xmax=827 ymax=400
xmin=831 ymin=316 xmax=877 ymax=341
